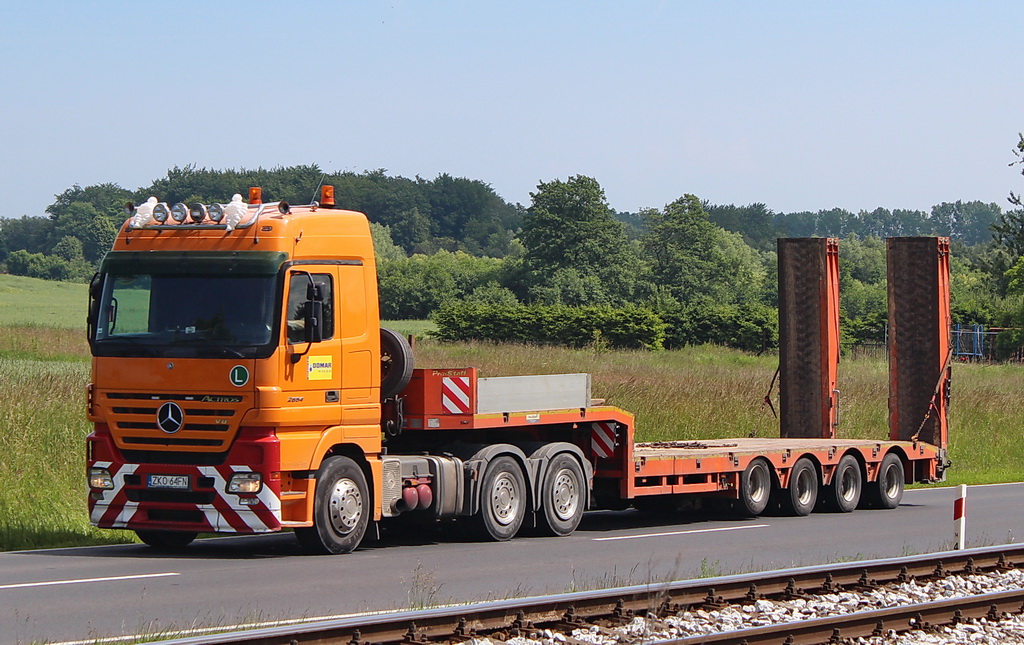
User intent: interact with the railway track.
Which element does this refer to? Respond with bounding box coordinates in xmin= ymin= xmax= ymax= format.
xmin=163 ymin=544 xmax=1024 ymax=645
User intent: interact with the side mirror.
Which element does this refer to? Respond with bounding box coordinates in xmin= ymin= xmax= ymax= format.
xmin=304 ymin=300 xmax=323 ymax=344
xmin=87 ymin=273 xmax=102 ymax=342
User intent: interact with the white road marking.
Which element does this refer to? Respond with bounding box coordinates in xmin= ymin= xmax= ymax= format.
xmin=0 ymin=572 xmax=178 ymax=590
xmin=593 ymin=524 xmax=770 ymax=541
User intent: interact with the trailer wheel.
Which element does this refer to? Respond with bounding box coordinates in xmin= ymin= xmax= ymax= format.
xmin=782 ymin=458 xmax=818 ymax=516
xmin=824 ymin=455 xmax=862 ymax=513
xmin=473 ymin=456 xmax=526 ymax=541
xmin=380 ymin=327 xmax=414 ymax=399
xmin=538 ymin=454 xmax=585 ymax=536
xmin=135 ymin=530 xmax=197 ymax=551
xmin=863 ymin=452 xmax=904 ymax=510
xmin=296 ymin=456 xmax=369 ymax=554
xmin=738 ymin=458 xmax=773 ymax=517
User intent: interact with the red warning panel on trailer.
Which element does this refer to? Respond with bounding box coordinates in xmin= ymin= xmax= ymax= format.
xmin=441 ymin=376 xmax=472 ymax=414
xmin=592 ymin=421 xmax=617 ymax=458
xmin=398 ymin=368 xmax=479 ymax=430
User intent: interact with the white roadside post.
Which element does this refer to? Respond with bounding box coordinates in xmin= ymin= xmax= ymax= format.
xmin=953 ymin=484 xmax=967 ymax=550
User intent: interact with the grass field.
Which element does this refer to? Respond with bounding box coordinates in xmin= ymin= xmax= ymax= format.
xmin=0 ymin=274 xmax=88 ymax=328
xmin=1 ymin=273 xmax=1022 ymax=551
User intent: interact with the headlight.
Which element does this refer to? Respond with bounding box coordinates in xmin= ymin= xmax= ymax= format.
xmin=227 ymin=472 xmax=262 ymax=494
xmin=89 ymin=467 xmax=114 ymax=490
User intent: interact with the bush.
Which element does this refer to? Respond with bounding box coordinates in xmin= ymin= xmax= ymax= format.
xmin=432 ymin=303 xmax=666 ymax=350
xmin=660 ymin=302 xmax=778 ymax=353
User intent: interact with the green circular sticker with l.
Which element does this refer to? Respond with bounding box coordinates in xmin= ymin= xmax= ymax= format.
xmin=229 ymin=365 xmax=249 ymax=387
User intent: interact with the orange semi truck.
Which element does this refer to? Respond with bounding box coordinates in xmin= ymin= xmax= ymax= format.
xmin=85 ymin=188 xmax=950 ymax=554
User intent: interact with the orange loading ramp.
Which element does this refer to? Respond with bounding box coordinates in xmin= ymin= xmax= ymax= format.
xmin=598 ymin=237 xmax=948 ymax=503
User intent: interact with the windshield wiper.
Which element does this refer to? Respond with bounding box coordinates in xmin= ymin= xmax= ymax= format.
xmin=168 ymin=336 xmax=246 ymax=359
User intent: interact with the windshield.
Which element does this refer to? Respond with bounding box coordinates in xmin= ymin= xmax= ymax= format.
xmin=92 ymin=273 xmax=279 ymax=358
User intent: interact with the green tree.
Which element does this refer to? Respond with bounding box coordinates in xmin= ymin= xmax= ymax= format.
xmin=519 ymin=176 xmax=640 ymax=304
xmin=642 ymin=195 xmax=763 ymax=306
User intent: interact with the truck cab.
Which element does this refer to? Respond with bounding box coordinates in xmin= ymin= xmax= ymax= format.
xmin=86 ymin=189 xmax=387 ymax=552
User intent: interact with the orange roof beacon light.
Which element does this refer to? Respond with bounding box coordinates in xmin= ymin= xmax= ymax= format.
xmin=321 ymin=185 xmax=335 ymax=208
xmin=249 ymin=187 xmax=263 ymax=205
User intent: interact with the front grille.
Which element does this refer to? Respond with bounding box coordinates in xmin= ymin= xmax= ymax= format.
xmin=122 ymin=450 xmax=227 ymax=465
xmin=126 ymin=490 xmax=216 ymax=504
xmin=105 ymin=391 xmax=245 ymax=451
xmin=146 ymin=509 xmax=205 ymax=523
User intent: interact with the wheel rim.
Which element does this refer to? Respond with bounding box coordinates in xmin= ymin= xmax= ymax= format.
xmin=551 ymin=468 xmax=580 ymax=521
xmin=490 ymin=472 xmax=521 ymax=526
xmin=747 ymin=463 xmax=769 ymax=503
xmin=328 ymin=478 xmax=363 ymax=535
xmin=839 ymin=466 xmax=858 ymax=503
xmin=794 ymin=468 xmax=814 ymax=505
xmin=882 ymin=463 xmax=901 ymax=498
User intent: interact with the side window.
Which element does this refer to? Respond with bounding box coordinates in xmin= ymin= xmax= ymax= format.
xmin=287 ymin=273 xmax=334 ymax=343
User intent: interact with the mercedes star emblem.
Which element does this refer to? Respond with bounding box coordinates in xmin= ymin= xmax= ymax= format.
xmin=156 ymin=401 xmax=184 ymax=434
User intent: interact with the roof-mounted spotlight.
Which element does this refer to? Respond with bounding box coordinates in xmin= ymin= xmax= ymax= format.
xmin=153 ymin=203 xmax=171 ymax=223
xmin=208 ymin=203 xmax=224 ymax=223
xmin=170 ymin=203 xmax=189 ymax=223
xmin=189 ymin=203 xmax=208 ymax=223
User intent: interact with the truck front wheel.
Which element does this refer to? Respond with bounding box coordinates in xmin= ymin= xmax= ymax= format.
xmin=136 ymin=530 xmax=197 ymax=551
xmin=472 ymin=456 xmax=526 ymax=541
xmin=537 ymin=454 xmax=585 ymax=536
xmin=297 ymin=456 xmax=370 ymax=554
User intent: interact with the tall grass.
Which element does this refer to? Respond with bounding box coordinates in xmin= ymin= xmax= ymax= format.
xmin=0 ymin=323 xmax=1019 ymax=551
xmin=0 ymin=356 xmax=133 ymax=550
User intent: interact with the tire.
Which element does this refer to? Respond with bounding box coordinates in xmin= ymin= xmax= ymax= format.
xmin=537 ymin=454 xmax=585 ymax=536
xmin=824 ymin=455 xmax=862 ymax=513
xmin=296 ymin=456 xmax=370 ymax=554
xmin=380 ymin=328 xmax=414 ymax=399
xmin=863 ymin=452 xmax=904 ymax=510
xmin=738 ymin=458 xmax=773 ymax=517
xmin=782 ymin=458 xmax=818 ymax=516
xmin=135 ymin=530 xmax=197 ymax=551
xmin=472 ymin=456 xmax=527 ymax=541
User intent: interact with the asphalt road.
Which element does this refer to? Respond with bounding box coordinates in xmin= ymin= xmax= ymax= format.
xmin=2 ymin=483 xmax=1021 ymax=645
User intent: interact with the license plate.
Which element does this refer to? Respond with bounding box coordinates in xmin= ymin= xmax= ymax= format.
xmin=148 ymin=474 xmax=190 ymax=490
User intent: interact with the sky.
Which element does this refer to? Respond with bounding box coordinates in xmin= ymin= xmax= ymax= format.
xmin=2 ymin=2 xmax=1023 ymax=219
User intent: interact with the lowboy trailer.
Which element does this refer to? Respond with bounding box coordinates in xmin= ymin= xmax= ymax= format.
xmin=85 ymin=188 xmax=949 ymax=554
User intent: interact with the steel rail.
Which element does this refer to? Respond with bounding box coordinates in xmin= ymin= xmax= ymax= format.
xmin=157 ymin=543 xmax=1024 ymax=645
xmin=673 ymin=587 xmax=1024 ymax=644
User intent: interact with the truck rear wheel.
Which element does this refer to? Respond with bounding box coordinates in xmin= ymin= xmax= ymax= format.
xmin=537 ymin=454 xmax=585 ymax=536
xmin=472 ymin=456 xmax=526 ymax=541
xmin=862 ymin=452 xmax=904 ymax=510
xmin=296 ymin=456 xmax=369 ymax=554
xmin=135 ymin=530 xmax=197 ymax=551
xmin=824 ymin=455 xmax=862 ymax=513
xmin=782 ymin=458 xmax=818 ymax=516
xmin=738 ymin=458 xmax=772 ymax=517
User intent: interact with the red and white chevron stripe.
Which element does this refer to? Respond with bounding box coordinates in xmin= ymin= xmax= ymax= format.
xmin=591 ymin=422 xmax=617 ymax=458
xmin=442 ymin=376 xmax=472 ymax=414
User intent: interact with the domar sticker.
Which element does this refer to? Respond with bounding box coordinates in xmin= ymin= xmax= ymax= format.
xmin=308 ymin=356 xmax=333 ymax=381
